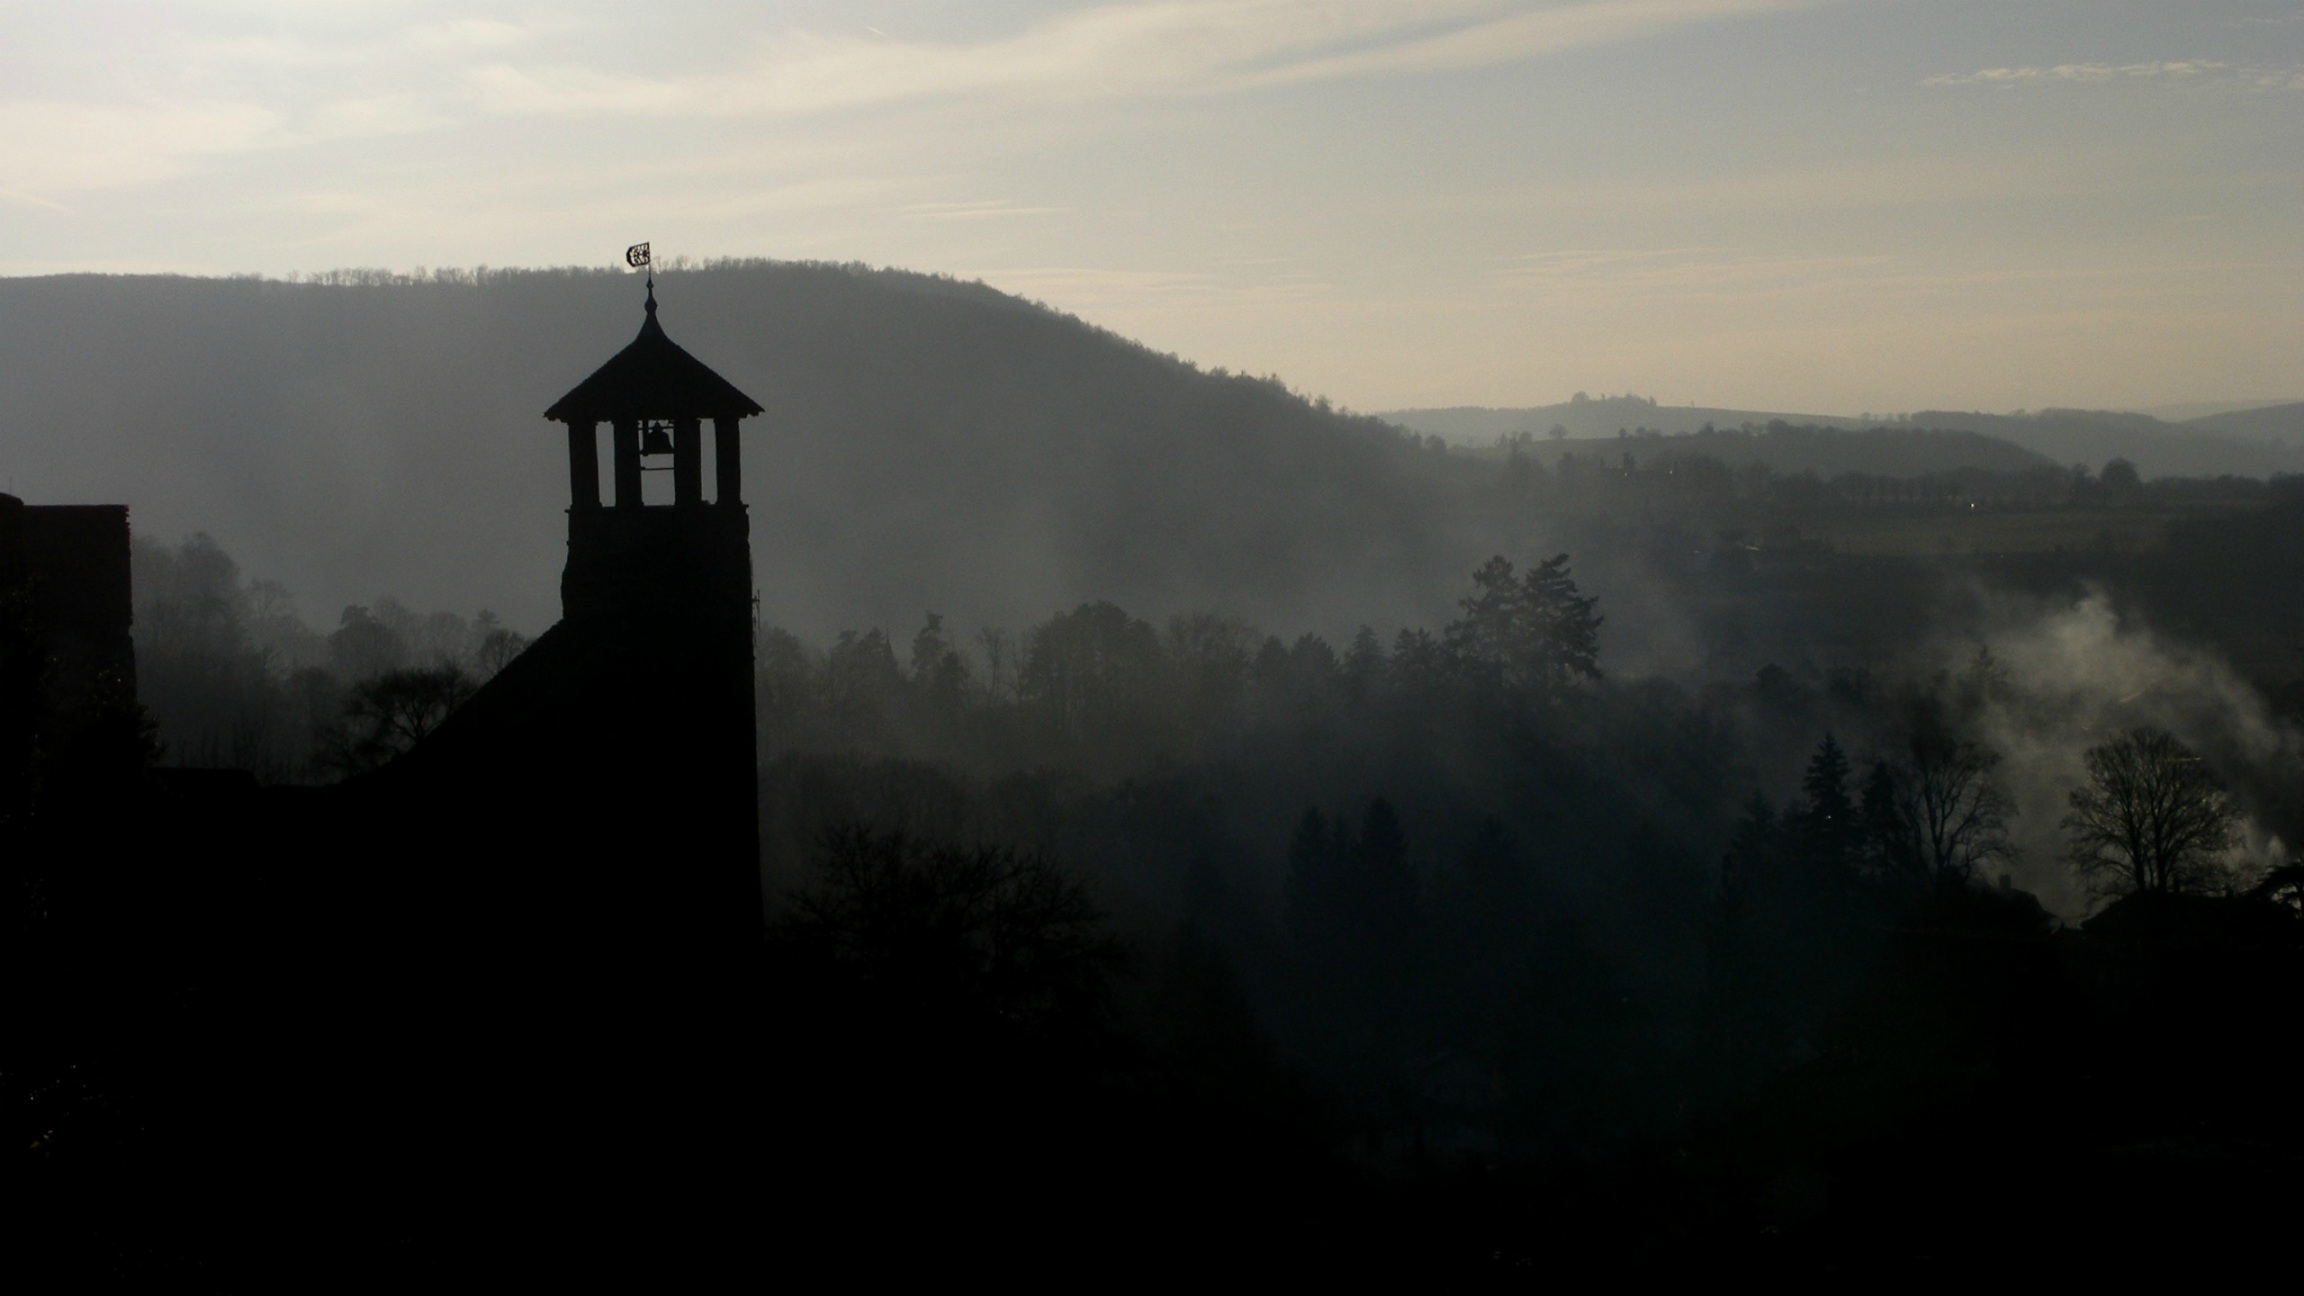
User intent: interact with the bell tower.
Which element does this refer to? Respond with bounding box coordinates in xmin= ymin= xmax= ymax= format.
xmin=349 ymin=279 xmax=767 ymax=958
xmin=491 ymin=282 xmax=763 ymax=951
xmin=316 ymin=278 xmax=774 ymax=1235
xmin=544 ymin=284 xmax=762 ymax=623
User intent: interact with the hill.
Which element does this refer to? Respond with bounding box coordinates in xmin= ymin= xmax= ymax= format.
xmin=1382 ymin=396 xmax=1859 ymax=444
xmin=1902 ymin=409 xmax=2304 ymax=479
xmin=1532 ymin=423 xmax=2054 ymax=478
xmin=0 ymin=264 xmax=1475 ymax=639
xmin=2182 ymin=401 xmax=2304 ymax=446
xmin=1395 ymin=400 xmax=2304 ymax=480
xmin=2134 ymin=399 xmax=2300 ymax=423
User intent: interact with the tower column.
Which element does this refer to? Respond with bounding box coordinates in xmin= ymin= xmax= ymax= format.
xmin=674 ymin=416 xmax=703 ymax=505
xmin=613 ymin=418 xmax=641 ymax=508
xmin=568 ymin=421 xmax=600 ymax=508
xmin=713 ymin=416 xmax=742 ymax=506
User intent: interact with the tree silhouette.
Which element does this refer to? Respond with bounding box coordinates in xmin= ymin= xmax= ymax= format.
xmin=1286 ymin=807 xmax=1352 ymax=954
xmin=473 ymin=623 xmax=531 ymax=679
xmin=1794 ymin=733 xmax=1860 ymax=874
xmin=1860 ymin=758 xmax=1917 ymax=879
xmin=1018 ymin=601 xmax=1167 ymax=739
xmin=1870 ymin=715 xmax=2015 ymax=888
xmin=2063 ymin=728 xmax=2242 ymax=898
xmin=1286 ymin=800 xmax=1419 ymax=984
xmin=1352 ymin=798 xmax=1417 ymax=957
xmin=784 ymin=826 xmax=1121 ymax=1036
xmin=321 ymin=666 xmax=473 ymax=774
xmin=1445 ymin=554 xmax=1602 ymax=693
xmin=327 ymin=604 xmax=407 ymax=680
xmin=908 ymin=612 xmax=972 ymax=719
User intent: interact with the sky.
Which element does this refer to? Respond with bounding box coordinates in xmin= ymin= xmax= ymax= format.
xmin=2 ymin=1 xmax=2299 ymax=414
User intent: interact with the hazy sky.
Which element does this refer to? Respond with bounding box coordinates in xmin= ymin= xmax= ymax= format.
xmin=3 ymin=1 xmax=2299 ymax=413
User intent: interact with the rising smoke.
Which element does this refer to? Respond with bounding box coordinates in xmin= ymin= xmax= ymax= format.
xmin=1959 ymin=588 xmax=2298 ymax=916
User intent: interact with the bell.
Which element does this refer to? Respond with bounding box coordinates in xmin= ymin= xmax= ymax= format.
xmin=640 ymin=424 xmax=674 ymax=457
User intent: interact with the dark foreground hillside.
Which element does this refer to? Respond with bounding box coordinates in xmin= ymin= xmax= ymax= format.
xmin=0 ymin=264 xmax=1464 ymax=638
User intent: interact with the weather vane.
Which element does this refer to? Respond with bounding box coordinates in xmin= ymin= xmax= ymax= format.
xmin=626 ymin=241 xmax=652 ymax=296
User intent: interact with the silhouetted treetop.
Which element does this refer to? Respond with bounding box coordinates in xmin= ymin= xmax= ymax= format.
xmin=1444 ymin=553 xmax=1602 ymax=693
xmin=2064 ymin=728 xmax=2243 ymax=899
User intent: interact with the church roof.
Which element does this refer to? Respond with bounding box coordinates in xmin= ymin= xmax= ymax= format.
xmin=543 ymin=292 xmax=764 ymax=424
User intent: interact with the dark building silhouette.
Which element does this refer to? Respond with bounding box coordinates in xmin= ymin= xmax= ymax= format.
xmin=349 ymin=285 xmax=764 ymax=958
xmin=8 ymin=292 xmax=778 ymax=1277
xmin=0 ymin=495 xmax=135 ymax=709
xmin=0 ymin=494 xmax=137 ymax=812
xmin=267 ymin=286 xmax=778 ymax=1256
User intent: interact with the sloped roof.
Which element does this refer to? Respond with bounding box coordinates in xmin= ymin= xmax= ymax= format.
xmin=543 ymin=292 xmax=764 ymax=424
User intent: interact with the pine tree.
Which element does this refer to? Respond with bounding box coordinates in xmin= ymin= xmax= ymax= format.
xmin=1860 ymin=758 xmax=1918 ymax=884
xmin=1795 ymin=733 xmax=1859 ymax=875
xmin=1442 ymin=553 xmax=1603 ymax=694
xmin=1722 ymin=792 xmax=1781 ymax=901
xmin=1520 ymin=553 xmax=1602 ymax=688
xmin=1285 ymin=808 xmax=1345 ymax=943
xmin=1353 ymin=798 xmax=1417 ymax=952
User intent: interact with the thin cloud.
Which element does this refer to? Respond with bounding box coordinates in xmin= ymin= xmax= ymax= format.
xmin=0 ymin=2 xmax=1830 ymax=199
xmin=894 ymin=200 xmax=1070 ymax=221
xmin=405 ymin=19 xmax=540 ymax=54
xmin=1926 ymin=61 xmax=2227 ymax=87
xmin=1925 ymin=60 xmax=2304 ymax=92
xmin=1241 ymin=0 xmax=1823 ymax=87
xmin=1495 ymin=247 xmax=1901 ymax=301
xmin=471 ymin=1 xmax=1828 ymax=120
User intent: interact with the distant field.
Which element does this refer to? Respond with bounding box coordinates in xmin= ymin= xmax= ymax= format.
xmin=1809 ymin=506 xmax=2238 ymax=557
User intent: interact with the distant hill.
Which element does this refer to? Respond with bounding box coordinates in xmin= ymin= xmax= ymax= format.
xmin=1905 ymin=409 xmax=2304 ymax=479
xmin=0 ymin=264 xmax=1475 ymax=639
xmin=2180 ymin=402 xmax=2304 ymax=446
xmin=1537 ymin=424 xmax=2054 ymax=478
xmin=1394 ymin=400 xmax=2304 ymax=480
xmin=2134 ymin=399 xmax=2300 ymax=423
xmin=1382 ymin=397 xmax=1859 ymax=444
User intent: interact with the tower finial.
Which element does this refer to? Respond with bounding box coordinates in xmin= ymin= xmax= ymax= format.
xmin=626 ymin=240 xmax=655 ymax=313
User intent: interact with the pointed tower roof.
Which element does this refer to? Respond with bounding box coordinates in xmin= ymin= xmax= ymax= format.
xmin=544 ymin=290 xmax=763 ymax=424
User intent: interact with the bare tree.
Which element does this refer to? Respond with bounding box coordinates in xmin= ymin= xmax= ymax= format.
xmin=1867 ymin=717 xmax=2015 ymax=888
xmin=974 ymin=627 xmax=1013 ymax=706
xmin=473 ymin=627 xmax=530 ymax=680
xmin=2063 ymin=728 xmax=2242 ymax=898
